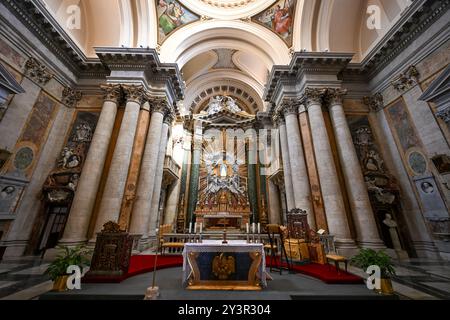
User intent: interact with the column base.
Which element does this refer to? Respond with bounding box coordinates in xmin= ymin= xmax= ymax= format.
xmin=334 ymin=238 xmax=358 ymax=257
xmin=357 ymin=240 xmax=387 ymax=250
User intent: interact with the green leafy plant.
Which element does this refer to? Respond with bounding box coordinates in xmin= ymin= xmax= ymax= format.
xmin=45 ymin=245 xmax=91 ymax=281
xmin=351 ymin=248 xmax=396 ymax=278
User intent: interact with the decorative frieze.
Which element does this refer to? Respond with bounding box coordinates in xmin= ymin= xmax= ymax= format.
xmin=24 ymin=57 xmax=53 ymax=85
xmin=62 ymin=87 xmax=82 ymax=108
xmin=363 ymin=93 xmax=384 ymax=113
xmin=391 ymin=65 xmax=420 ymax=92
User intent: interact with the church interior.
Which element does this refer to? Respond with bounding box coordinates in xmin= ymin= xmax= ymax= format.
xmin=0 ymin=0 xmax=449 ymax=301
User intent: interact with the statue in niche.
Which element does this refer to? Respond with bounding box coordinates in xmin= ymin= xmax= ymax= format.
xmin=365 ymin=176 xmax=395 ymax=204
xmin=72 ymin=123 xmax=93 ymax=143
xmin=383 ymin=214 xmax=402 ymax=251
xmin=365 ymin=150 xmax=384 ymax=173
xmin=67 ymin=174 xmax=80 ymax=192
xmin=59 ymin=147 xmax=80 ymax=169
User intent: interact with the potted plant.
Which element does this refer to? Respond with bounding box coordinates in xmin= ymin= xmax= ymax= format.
xmin=351 ymin=248 xmax=396 ymax=295
xmin=45 ymin=245 xmax=91 ymax=292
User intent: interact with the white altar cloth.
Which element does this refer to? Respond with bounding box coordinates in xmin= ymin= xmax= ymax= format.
xmin=182 ymin=240 xmax=267 ymax=288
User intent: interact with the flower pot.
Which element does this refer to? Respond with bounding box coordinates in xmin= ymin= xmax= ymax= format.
xmin=52 ymin=275 xmax=69 ymax=292
xmin=380 ymin=278 xmax=394 ymax=295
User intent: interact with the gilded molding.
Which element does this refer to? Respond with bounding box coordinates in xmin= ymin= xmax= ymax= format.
xmin=62 ymin=87 xmax=82 ymax=108
xmin=25 ymin=57 xmax=53 ymax=85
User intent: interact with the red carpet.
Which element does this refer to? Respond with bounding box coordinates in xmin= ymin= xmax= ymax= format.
xmin=84 ymin=255 xmax=362 ymax=284
xmin=266 ymin=259 xmax=363 ymax=284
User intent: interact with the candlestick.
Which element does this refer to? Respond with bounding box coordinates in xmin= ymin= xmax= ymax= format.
xmin=246 ymin=223 xmax=249 ymax=234
xmin=188 ymin=223 xmax=192 ymax=234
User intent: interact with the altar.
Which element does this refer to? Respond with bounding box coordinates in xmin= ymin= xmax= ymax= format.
xmin=182 ymin=240 xmax=266 ymax=291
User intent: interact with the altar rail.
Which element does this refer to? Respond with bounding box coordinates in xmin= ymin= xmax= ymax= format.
xmin=160 ymin=233 xmax=335 ymax=255
xmin=161 ymin=233 xmax=282 ymax=254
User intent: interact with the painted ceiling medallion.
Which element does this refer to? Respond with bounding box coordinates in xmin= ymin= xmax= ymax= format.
xmin=200 ymin=0 xmax=256 ymax=8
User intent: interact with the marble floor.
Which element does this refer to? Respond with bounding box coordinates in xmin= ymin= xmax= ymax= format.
xmin=0 ymin=256 xmax=449 ymax=300
xmin=391 ymin=259 xmax=450 ymax=299
xmin=0 ymin=258 xmax=52 ymax=299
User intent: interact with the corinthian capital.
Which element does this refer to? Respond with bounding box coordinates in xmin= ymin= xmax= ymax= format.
xmin=304 ymin=88 xmax=327 ymax=108
xmin=25 ymin=57 xmax=53 ymax=85
xmin=122 ymin=85 xmax=146 ymax=104
xmin=327 ymin=88 xmax=348 ymax=106
xmin=164 ymin=111 xmax=175 ymax=125
xmin=148 ymin=96 xmax=169 ymax=115
xmin=62 ymin=87 xmax=82 ymax=108
xmin=100 ymin=84 xmax=122 ymax=103
xmin=280 ymin=98 xmax=301 ymax=116
xmin=363 ymin=93 xmax=384 ymax=113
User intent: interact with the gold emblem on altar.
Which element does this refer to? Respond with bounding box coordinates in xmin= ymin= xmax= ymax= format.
xmin=212 ymin=253 xmax=235 ymax=280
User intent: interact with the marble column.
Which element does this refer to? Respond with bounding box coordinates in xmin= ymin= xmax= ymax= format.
xmin=277 ymin=117 xmax=295 ymax=211
xmin=164 ymin=138 xmax=183 ymax=226
xmin=93 ymin=85 xmax=144 ymax=236
xmin=129 ymin=98 xmax=167 ymax=238
xmin=282 ymin=100 xmax=315 ymax=228
xmin=267 ymin=179 xmax=281 ymax=225
xmin=118 ymin=102 xmax=151 ymax=230
xmin=148 ymin=114 xmax=172 ymax=238
xmin=305 ymin=88 xmax=355 ymax=250
xmin=328 ymin=89 xmax=384 ymax=249
xmin=60 ymin=84 xmax=121 ymax=244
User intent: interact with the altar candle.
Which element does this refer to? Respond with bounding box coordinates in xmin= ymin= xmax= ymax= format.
xmin=200 ymin=223 xmax=203 ymax=234
xmin=252 ymin=223 xmax=255 ymax=234
xmin=258 ymin=223 xmax=261 ymax=234
xmin=246 ymin=223 xmax=249 ymax=234
xmin=189 ymin=223 xmax=192 ymax=234
xmin=194 ymin=223 xmax=197 ymax=234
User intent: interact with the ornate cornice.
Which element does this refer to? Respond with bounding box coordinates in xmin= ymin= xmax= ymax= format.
xmin=62 ymin=87 xmax=82 ymax=108
xmin=122 ymin=85 xmax=146 ymax=105
xmin=164 ymin=112 xmax=176 ymax=126
xmin=363 ymin=93 xmax=385 ymax=113
xmin=391 ymin=65 xmax=420 ymax=92
xmin=24 ymin=57 xmax=53 ymax=85
xmin=100 ymin=84 xmax=122 ymax=104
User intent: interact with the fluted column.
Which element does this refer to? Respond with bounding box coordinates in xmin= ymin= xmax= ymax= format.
xmin=93 ymin=85 xmax=145 ymax=236
xmin=282 ymin=100 xmax=315 ymax=228
xmin=129 ymin=98 xmax=167 ymax=237
xmin=328 ymin=89 xmax=384 ymax=248
xmin=277 ymin=117 xmax=295 ymax=211
xmin=60 ymin=84 xmax=121 ymax=244
xmin=305 ymin=88 xmax=355 ymax=249
xmin=148 ymin=114 xmax=173 ymax=237
xmin=118 ymin=101 xmax=151 ymax=230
